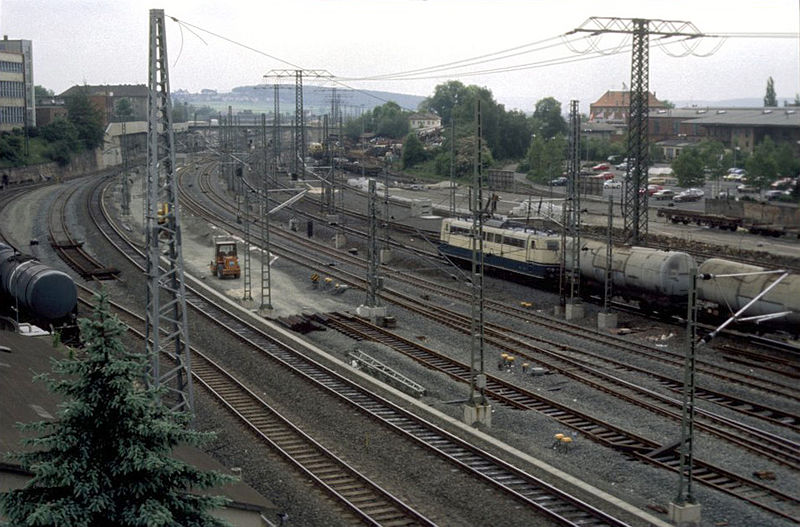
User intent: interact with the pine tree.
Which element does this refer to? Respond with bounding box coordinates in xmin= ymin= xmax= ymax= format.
xmin=0 ymin=290 xmax=233 ymax=526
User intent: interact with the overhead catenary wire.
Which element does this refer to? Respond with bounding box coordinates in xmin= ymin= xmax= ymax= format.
xmin=344 ymin=34 xmax=587 ymax=81
xmin=165 ymin=14 xmax=798 ymax=97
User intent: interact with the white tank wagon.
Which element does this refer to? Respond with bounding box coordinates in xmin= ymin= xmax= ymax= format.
xmin=697 ymin=258 xmax=800 ymax=328
xmin=0 ymin=243 xmax=78 ymax=321
xmin=568 ymin=239 xmax=696 ymax=300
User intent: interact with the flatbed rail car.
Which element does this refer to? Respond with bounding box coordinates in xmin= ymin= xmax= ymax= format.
xmin=656 ymin=208 xmax=799 ymax=238
xmin=656 ymin=208 xmax=742 ymax=231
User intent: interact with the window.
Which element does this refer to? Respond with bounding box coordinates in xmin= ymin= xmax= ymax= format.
xmin=0 ymin=106 xmax=24 ymax=123
xmin=0 ymin=61 xmax=22 ymax=73
xmin=0 ymin=81 xmax=24 ymax=98
xmin=546 ymin=240 xmax=559 ymax=251
xmin=502 ymin=236 xmax=525 ymax=248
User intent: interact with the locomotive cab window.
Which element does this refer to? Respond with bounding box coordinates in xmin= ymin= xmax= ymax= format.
xmin=546 ymin=240 xmax=559 ymax=251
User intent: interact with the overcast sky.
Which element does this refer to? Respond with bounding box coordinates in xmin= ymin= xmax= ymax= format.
xmin=1 ymin=0 xmax=798 ymax=112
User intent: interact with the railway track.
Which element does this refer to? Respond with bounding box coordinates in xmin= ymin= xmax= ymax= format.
xmin=48 ymin=181 xmax=119 ymax=280
xmin=180 ymin=162 xmax=800 ymax=522
xmin=74 ymin=284 xmax=434 ymax=527
xmin=318 ymin=312 xmax=800 ymax=523
xmin=193 ymin=161 xmax=799 ymax=406
xmin=186 ymin=165 xmax=800 ymax=426
xmin=87 ymin=173 xmax=637 ymax=526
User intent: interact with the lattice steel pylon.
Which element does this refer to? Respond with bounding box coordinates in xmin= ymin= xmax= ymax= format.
xmin=264 ymin=70 xmax=332 ymax=179
xmin=240 ymin=164 xmax=252 ymax=302
xmin=468 ymin=99 xmax=487 ymax=408
xmin=625 ymin=19 xmax=650 ymax=245
xmin=567 ymin=100 xmax=581 ymax=303
xmin=273 ymin=84 xmax=281 ymax=174
xmin=146 ymin=8 xmax=193 ymax=416
xmin=294 ymin=71 xmax=304 ymax=179
xmin=260 ymin=113 xmax=272 ymax=310
xmin=366 ymin=178 xmax=380 ymax=312
xmin=120 ymin=121 xmax=130 ymax=216
xmin=569 ymin=17 xmax=704 ymax=245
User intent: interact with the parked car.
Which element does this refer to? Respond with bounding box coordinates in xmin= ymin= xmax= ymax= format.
xmin=737 ymin=184 xmax=758 ymax=194
xmin=652 ymin=189 xmax=676 ymax=200
xmin=673 ymin=188 xmax=705 ymax=202
xmin=603 ymin=179 xmax=622 ymax=189
xmin=770 ymin=177 xmax=795 ymax=190
xmin=590 ymin=172 xmax=615 ymax=180
xmin=607 ymin=155 xmax=623 ymax=164
xmin=646 ymin=184 xmax=663 ymax=196
xmin=550 ymin=176 xmax=568 ymax=186
xmin=764 ymin=190 xmax=789 ymax=200
xmin=592 ymin=163 xmax=611 ymax=171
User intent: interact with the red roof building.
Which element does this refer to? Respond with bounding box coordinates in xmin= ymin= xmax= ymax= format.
xmin=589 ymin=90 xmax=667 ymax=124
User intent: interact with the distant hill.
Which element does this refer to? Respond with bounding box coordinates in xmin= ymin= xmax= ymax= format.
xmin=174 ymin=85 xmax=427 ymax=114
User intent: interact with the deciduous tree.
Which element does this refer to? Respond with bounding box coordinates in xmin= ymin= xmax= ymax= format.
xmin=531 ymin=97 xmax=567 ymax=140
xmin=764 ymin=76 xmax=777 ymax=107
xmin=66 ymin=85 xmax=105 ymax=150
xmin=401 ymin=132 xmax=426 ymax=168
xmin=670 ymin=147 xmax=705 ymax=187
xmin=525 ymin=133 xmax=566 ymax=182
xmin=745 ymin=136 xmax=778 ymax=189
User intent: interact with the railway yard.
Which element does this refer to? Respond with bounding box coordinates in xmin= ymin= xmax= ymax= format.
xmin=1 ymin=162 xmax=799 ymax=527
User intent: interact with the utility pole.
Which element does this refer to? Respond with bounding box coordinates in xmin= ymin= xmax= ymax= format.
xmin=240 ymin=164 xmax=252 ymax=303
xmin=226 ymin=106 xmax=234 ymax=191
xmin=294 ymin=70 xmax=304 ymax=180
xmin=569 ymin=17 xmax=705 ymax=245
xmin=383 ymin=160 xmax=391 ymax=256
xmin=565 ymin=100 xmax=583 ymax=321
xmin=464 ymin=99 xmax=491 ymax=428
xmin=260 ymin=113 xmax=272 ymax=311
xmin=449 ymin=117 xmax=456 ymax=216
xmin=273 ymin=83 xmax=281 ymax=176
xmin=598 ymin=196 xmax=618 ymax=329
xmin=120 ymin=120 xmax=130 ymax=216
xmin=357 ymin=178 xmax=385 ymax=325
xmin=146 ymin=8 xmax=193 ymax=416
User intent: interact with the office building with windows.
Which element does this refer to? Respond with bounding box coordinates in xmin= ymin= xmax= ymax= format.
xmin=0 ymin=36 xmax=33 ymax=128
xmin=0 ymin=49 xmax=25 ymax=132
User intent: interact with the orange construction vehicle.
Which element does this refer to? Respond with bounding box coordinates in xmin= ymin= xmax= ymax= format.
xmin=209 ymin=236 xmax=240 ymax=279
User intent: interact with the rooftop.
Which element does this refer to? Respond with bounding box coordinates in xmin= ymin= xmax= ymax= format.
xmin=59 ymin=84 xmax=148 ymax=99
xmin=591 ymin=90 xmax=666 ymax=108
xmin=684 ymin=108 xmax=800 ymax=127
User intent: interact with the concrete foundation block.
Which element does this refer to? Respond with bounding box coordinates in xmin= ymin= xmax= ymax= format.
xmin=668 ymin=501 xmax=701 ymax=526
xmin=565 ymin=302 xmax=584 ymax=321
xmin=463 ymin=403 xmax=492 ymax=428
xmin=356 ymin=305 xmax=386 ymax=323
xmin=333 ymin=233 xmax=346 ymax=249
xmin=553 ymin=306 xmax=563 ymax=317
xmin=380 ymin=248 xmax=392 ymax=264
xmin=597 ymin=311 xmax=618 ymax=330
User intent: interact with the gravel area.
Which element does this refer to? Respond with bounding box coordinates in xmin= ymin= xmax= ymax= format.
xmin=3 ymin=169 xmax=797 ymax=527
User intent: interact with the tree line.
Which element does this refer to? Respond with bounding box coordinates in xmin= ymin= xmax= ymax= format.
xmin=1 ymin=85 xmax=105 ymax=168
